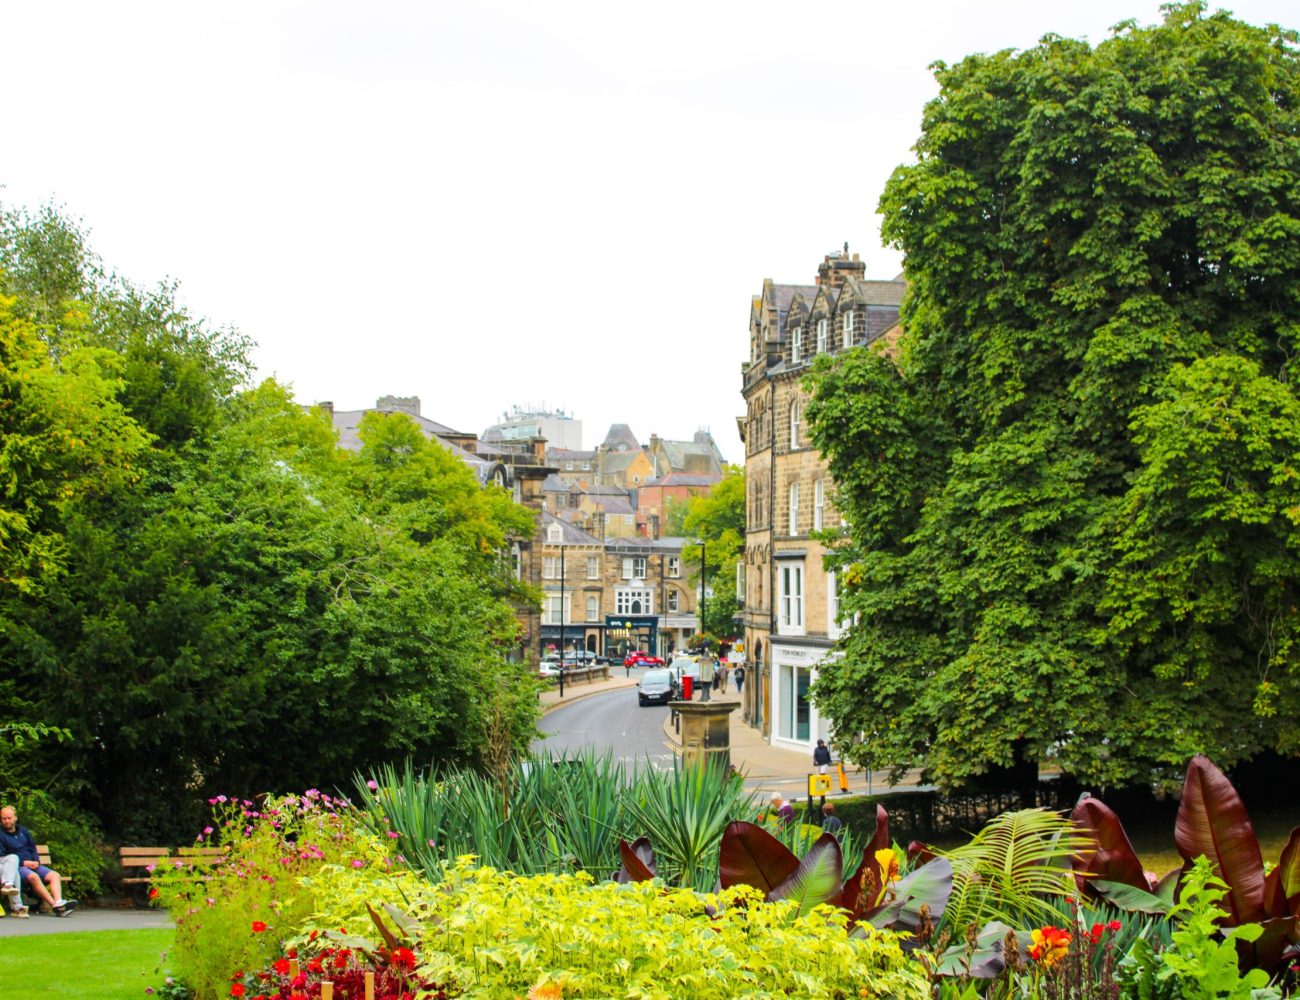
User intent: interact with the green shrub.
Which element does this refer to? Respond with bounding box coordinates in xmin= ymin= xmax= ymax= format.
xmin=305 ymin=857 xmax=929 ymax=999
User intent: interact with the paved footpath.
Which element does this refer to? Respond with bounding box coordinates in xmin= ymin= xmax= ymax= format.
xmin=538 ymin=669 xmax=927 ymax=797
xmin=0 ymin=905 xmax=172 ymax=936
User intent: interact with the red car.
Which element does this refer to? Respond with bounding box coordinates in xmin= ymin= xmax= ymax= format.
xmin=623 ymin=650 xmax=664 ymax=668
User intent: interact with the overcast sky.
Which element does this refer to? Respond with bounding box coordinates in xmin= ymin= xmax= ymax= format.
xmin=5 ymin=1 xmax=1296 ymax=462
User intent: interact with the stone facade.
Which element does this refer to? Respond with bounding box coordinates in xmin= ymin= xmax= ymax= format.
xmin=539 ymin=514 xmax=698 ymax=660
xmin=739 ymin=251 xmax=904 ymax=752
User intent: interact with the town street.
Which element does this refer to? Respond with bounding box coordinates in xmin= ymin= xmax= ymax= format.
xmin=534 ymin=686 xmax=678 ymax=770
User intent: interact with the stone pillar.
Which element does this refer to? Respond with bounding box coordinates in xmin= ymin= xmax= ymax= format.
xmin=672 ymin=700 xmax=739 ymax=772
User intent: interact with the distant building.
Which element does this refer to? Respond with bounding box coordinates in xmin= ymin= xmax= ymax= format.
xmin=636 ymin=472 xmax=723 ymax=539
xmin=483 ymin=405 xmax=583 ymax=451
xmin=539 ymin=513 xmax=698 ymax=660
xmin=739 ymin=250 xmax=905 ymax=751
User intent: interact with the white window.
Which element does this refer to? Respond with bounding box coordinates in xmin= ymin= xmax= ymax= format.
xmin=511 ymin=542 xmax=522 ymax=582
xmin=827 ymin=570 xmax=841 ymax=638
xmin=543 ymin=594 xmax=570 ymax=624
xmin=736 ymin=561 xmax=746 ymax=601
xmin=814 ymin=478 xmax=824 ymax=531
xmin=842 ymin=310 xmax=855 ymax=349
xmin=543 ymin=556 xmax=557 ymax=580
xmin=586 ymin=595 xmax=599 ymax=621
xmin=625 ymin=514 xmax=634 ymax=526
xmin=547 ymin=524 xmax=562 ymax=543
xmin=667 ymin=590 xmax=680 ymax=613
xmin=789 ymin=400 xmax=800 ymax=450
xmin=567 ymin=461 xmax=574 ymax=470
xmin=779 ymin=563 xmax=804 ymax=633
xmin=792 ymin=326 xmax=803 ymax=364
xmin=622 ymin=556 xmax=647 ymax=579
xmin=513 ymin=480 xmax=522 ymax=503
xmin=816 ymin=318 xmax=828 ymax=353
xmin=788 ymin=480 xmax=800 ymax=535
xmin=616 ymin=589 xmax=654 ymax=615
xmin=667 ymin=556 xmax=681 ymax=578
xmin=586 ymin=555 xmax=600 ymax=579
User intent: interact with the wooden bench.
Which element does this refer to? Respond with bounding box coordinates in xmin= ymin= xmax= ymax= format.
xmin=119 ymin=847 xmax=171 ymax=887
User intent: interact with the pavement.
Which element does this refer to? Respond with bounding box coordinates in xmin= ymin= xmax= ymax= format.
xmin=0 ymin=903 xmax=172 ymax=936
xmin=539 ymin=668 xmax=927 ymax=798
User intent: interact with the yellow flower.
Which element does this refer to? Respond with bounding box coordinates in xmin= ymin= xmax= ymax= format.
xmin=527 ymin=983 xmax=563 ymax=1000
xmin=1029 ymin=926 xmax=1071 ymax=968
xmin=875 ymin=848 xmax=900 ymax=884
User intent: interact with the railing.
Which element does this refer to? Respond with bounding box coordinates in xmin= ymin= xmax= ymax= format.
xmin=540 ymin=665 xmax=611 ymax=686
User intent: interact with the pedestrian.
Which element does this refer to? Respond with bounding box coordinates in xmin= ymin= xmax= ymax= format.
xmin=733 ymin=665 xmax=745 ymax=695
xmin=821 ymin=802 xmax=843 ymax=835
xmin=718 ymin=661 xmax=729 ymax=693
xmin=813 ymin=738 xmax=832 ymax=775
xmin=769 ymin=791 xmax=794 ymax=828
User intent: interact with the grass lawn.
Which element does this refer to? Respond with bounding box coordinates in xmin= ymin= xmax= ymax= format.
xmin=0 ymin=928 xmax=173 ymax=998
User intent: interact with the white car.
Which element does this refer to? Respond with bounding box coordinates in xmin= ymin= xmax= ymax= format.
xmin=667 ymin=657 xmax=700 ymax=693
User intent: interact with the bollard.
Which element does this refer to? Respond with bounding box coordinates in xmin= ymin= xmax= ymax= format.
xmin=321 ymin=984 xmax=333 ymax=1000
xmin=365 ymin=971 xmax=375 ymax=1000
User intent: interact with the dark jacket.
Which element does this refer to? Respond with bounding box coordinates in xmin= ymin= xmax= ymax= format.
xmin=0 ymin=825 xmax=39 ymax=864
xmin=813 ymin=744 xmax=832 ymax=766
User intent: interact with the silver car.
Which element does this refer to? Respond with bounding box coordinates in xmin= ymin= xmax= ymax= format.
xmin=638 ymin=668 xmax=675 ymax=707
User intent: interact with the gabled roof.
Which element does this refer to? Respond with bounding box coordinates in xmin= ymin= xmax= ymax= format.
xmin=763 ymin=282 xmax=819 ymax=341
xmin=600 ymin=450 xmax=646 ymax=475
xmin=582 ymin=484 xmax=632 ymax=497
xmin=329 ymin=408 xmax=468 ymax=453
xmin=838 ymin=275 xmax=906 ymax=307
xmin=810 ymin=284 xmax=839 ymax=315
xmin=601 ymin=423 xmax=640 ymax=452
xmin=542 ymin=512 xmax=603 ymax=546
xmin=540 ymin=473 xmax=573 ymax=493
xmin=582 ymin=494 xmax=634 ymax=515
xmin=645 ymin=472 xmax=723 ymax=488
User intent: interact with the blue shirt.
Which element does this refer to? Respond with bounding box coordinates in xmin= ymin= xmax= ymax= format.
xmin=0 ymin=825 xmax=38 ymax=864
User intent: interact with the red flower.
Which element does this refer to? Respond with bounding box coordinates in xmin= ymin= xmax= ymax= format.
xmin=273 ymin=959 xmax=291 ymax=975
xmin=391 ymin=947 xmax=417 ymax=970
xmin=231 ymin=985 xmax=247 ymax=998
xmin=1108 ymin=919 xmax=1123 ymax=932
xmin=148 ymin=887 xmax=160 ymax=900
xmin=251 ymin=920 xmax=268 ymax=933
xmin=307 ymin=958 xmax=323 ymax=973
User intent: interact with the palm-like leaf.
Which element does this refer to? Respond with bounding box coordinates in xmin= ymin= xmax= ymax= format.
xmin=938 ymin=808 xmax=1090 ymax=932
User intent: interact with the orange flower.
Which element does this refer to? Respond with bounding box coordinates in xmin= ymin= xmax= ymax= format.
xmin=1029 ymin=925 xmax=1071 ymax=967
xmin=527 ymin=983 xmax=563 ymax=1000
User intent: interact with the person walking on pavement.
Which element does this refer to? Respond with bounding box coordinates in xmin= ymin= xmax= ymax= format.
xmin=813 ymin=738 xmax=832 ymax=775
xmin=733 ymin=665 xmax=745 ymax=696
xmin=717 ymin=660 xmax=729 ymax=693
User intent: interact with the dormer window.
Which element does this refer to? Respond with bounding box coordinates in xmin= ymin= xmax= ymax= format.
xmin=816 ymin=318 xmax=828 ymax=353
xmin=842 ymin=310 xmax=855 ymax=349
xmin=792 ymin=326 xmax=803 ymax=364
xmin=547 ymin=524 xmax=562 ymax=544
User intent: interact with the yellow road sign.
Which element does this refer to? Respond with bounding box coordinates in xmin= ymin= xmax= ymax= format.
xmin=807 ymin=773 xmax=832 ymax=797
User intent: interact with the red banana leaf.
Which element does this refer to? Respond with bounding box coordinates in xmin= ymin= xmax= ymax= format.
xmin=842 ymin=805 xmax=891 ymax=917
xmin=1262 ymin=827 xmax=1300 ymax=919
xmin=1072 ymin=795 xmax=1149 ymax=894
xmin=615 ymin=836 xmax=657 ymax=883
xmin=1175 ymin=755 xmax=1266 ymax=926
xmin=768 ymin=833 xmax=844 ymax=915
xmin=718 ymin=821 xmax=800 ymax=894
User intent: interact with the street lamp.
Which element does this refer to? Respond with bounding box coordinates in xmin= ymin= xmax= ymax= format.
xmin=558 ymin=543 xmax=566 ymax=698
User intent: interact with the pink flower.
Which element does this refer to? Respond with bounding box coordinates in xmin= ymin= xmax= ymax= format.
xmin=350 ymin=860 xmax=364 ymax=869
xmin=367 ymin=779 xmax=379 ymax=790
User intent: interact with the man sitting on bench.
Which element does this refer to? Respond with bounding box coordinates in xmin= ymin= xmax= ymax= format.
xmin=0 ymin=806 xmax=76 ymax=916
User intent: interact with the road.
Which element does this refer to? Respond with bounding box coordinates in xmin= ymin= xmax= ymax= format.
xmin=534 ymin=684 xmax=677 ymax=770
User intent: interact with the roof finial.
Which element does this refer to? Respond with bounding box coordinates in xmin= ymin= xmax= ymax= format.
xmin=843 ymin=241 xmax=849 ymax=255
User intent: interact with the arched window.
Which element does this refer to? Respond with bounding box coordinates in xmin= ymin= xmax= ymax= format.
xmin=789 ymin=399 xmax=801 ymax=450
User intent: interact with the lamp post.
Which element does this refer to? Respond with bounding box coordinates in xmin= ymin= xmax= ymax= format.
xmin=558 ymin=543 xmax=566 ymax=698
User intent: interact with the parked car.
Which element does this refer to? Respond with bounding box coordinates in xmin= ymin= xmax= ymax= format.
xmin=623 ymin=650 xmax=664 ymax=668
xmin=637 ymin=668 xmax=675 ymax=706
xmin=563 ymin=650 xmax=598 ymax=666
xmin=537 ymin=661 xmax=562 ymax=678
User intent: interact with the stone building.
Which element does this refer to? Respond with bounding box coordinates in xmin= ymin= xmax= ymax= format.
xmin=738 ymin=250 xmax=904 ymax=752
xmin=539 ymin=513 xmax=698 ymax=660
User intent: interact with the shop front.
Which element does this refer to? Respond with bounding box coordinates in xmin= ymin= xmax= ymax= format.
xmin=768 ymin=639 xmax=834 ymax=753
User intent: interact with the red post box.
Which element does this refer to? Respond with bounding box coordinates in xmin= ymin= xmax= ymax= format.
xmin=680 ymin=675 xmax=693 ymax=701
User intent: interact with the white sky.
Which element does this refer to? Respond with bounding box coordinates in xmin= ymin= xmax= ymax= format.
xmin=5 ymin=1 xmax=1296 ymax=462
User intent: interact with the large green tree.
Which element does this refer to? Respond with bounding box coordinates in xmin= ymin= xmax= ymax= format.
xmin=806 ymin=4 xmax=1300 ymax=790
xmin=1 ymin=206 xmax=542 ymax=838
xmin=677 ymin=467 xmax=745 ymax=640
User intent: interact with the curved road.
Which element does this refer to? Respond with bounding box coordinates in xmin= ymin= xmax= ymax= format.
xmin=534 ymin=685 xmax=677 ymax=770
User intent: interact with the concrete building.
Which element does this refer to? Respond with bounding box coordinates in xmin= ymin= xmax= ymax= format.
xmin=738 ymin=250 xmax=904 ymax=752
xmin=483 ymin=405 xmax=583 ymax=451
